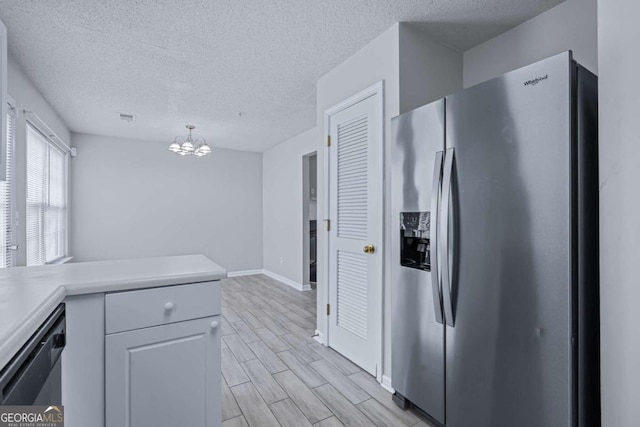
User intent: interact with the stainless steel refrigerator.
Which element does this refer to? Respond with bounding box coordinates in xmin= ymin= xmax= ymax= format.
xmin=390 ymin=52 xmax=599 ymax=427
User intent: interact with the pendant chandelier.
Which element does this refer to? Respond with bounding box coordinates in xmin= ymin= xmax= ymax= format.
xmin=168 ymin=125 xmax=211 ymax=157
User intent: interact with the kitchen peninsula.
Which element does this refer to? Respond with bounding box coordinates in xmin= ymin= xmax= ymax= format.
xmin=0 ymin=254 xmax=225 ymax=427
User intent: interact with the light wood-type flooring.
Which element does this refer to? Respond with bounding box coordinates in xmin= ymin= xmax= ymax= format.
xmin=221 ymin=275 xmax=434 ymax=427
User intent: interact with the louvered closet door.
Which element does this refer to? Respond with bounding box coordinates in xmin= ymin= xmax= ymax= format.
xmin=328 ymin=91 xmax=382 ymax=375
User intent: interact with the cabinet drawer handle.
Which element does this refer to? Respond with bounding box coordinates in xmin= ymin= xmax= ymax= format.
xmin=210 ymin=321 xmax=219 ymax=330
xmin=164 ymin=302 xmax=174 ymax=311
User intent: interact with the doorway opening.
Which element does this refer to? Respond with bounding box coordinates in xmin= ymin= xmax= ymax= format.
xmin=303 ymin=152 xmax=318 ymax=290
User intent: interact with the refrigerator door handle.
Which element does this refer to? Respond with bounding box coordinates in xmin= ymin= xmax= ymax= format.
xmin=430 ymin=151 xmax=444 ymax=324
xmin=440 ymin=148 xmax=455 ymax=327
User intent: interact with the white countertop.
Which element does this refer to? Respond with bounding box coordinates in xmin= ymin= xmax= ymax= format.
xmin=0 ymin=254 xmax=226 ymax=370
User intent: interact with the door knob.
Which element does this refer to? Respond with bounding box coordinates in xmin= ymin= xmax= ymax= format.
xmin=363 ymin=244 xmax=375 ymax=254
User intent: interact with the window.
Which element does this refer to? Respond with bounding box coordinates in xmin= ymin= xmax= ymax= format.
xmin=0 ymin=103 xmax=15 ymax=268
xmin=26 ymin=123 xmax=68 ymax=265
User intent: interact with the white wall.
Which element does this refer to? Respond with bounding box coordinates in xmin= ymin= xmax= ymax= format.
xmin=262 ymin=127 xmax=318 ymax=286
xmin=399 ymin=24 xmax=463 ymax=113
xmin=70 ymin=133 xmax=263 ymax=273
xmin=463 ymin=0 xmax=597 ymax=87
xmin=6 ymin=54 xmax=71 ymax=266
xmin=598 ymin=1 xmax=640 ymax=425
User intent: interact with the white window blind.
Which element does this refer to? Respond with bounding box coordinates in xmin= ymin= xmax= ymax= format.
xmin=26 ymin=123 xmax=68 ymax=265
xmin=0 ymin=103 xmax=15 ymax=268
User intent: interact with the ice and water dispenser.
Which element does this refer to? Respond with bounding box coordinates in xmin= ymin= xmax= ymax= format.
xmin=400 ymin=212 xmax=431 ymax=271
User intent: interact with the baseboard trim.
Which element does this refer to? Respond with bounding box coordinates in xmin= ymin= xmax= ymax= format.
xmin=381 ymin=375 xmax=395 ymax=394
xmin=313 ymin=329 xmax=325 ymax=344
xmin=227 ymin=269 xmax=263 ymax=277
xmin=262 ymin=269 xmax=311 ymax=292
xmin=228 ymin=269 xmax=311 ymax=292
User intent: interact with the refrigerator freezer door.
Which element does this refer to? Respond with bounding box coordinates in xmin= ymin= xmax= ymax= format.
xmin=390 ymin=100 xmax=445 ymax=423
xmin=444 ymin=52 xmax=573 ymax=427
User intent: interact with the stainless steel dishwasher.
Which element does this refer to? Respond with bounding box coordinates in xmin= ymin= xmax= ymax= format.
xmin=0 ymin=304 xmax=66 ymax=405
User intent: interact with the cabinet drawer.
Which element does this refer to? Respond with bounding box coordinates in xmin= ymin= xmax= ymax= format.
xmin=105 ymin=281 xmax=221 ymax=334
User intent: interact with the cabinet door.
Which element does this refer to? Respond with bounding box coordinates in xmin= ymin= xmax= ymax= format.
xmin=106 ymin=316 xmax=221 ymax=427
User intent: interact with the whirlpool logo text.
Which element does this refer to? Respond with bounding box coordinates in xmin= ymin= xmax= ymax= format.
xmin=524 ymin=74 xmax=549 ymax=86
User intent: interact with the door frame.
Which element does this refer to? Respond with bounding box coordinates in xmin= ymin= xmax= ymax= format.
xmin=302 ymin=151 xmax=317 ymax=289
xmin=322 ymin=81 xmax=384 ymax=382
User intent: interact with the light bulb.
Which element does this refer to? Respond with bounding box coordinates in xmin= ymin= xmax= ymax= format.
xmin=181 ymin=141 xmax=194 ymax=153
xmin=168 ymin=142 xmax=181 ymax=153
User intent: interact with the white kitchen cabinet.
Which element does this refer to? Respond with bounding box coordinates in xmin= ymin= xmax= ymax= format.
xmin=104 ymin=281 xmax=221 ymax=427
xmin=105 ymin=316 xmax=221 ymax=427
xmin=63 ymin=278 xmax=222 ymax=427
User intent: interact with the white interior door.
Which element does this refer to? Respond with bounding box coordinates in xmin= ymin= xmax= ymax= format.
xmin=327 ymin=86 xmax=382 ymax=376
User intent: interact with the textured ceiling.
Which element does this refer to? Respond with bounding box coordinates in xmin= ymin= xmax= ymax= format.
xmin=0 ymin=0 xmax=562 ymax=151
